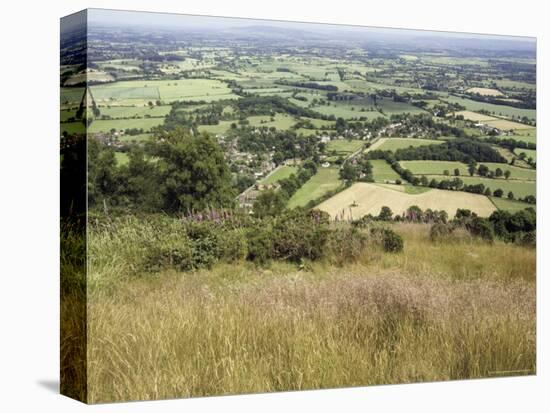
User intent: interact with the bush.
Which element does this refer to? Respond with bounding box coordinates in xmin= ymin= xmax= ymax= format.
xmin=516 ymin=231 xmax=536 ymax=248
xmin=429 ymin=222 xmax=454 ymax=242
xmin=245 ymin=226 xmax=273 ymax=263
xmin=371 ymin=227 xmax=404 ymax=253
xmin=465 ymin=217 xmax=494 ymax=243
xmin=218 ymin=229 xmax=248 ymax=262
xmin=271 ymin=209 xmax=330 ymax=262
xmin=326 ymin=227 xmax=369 ymax=265
xmin=142 ymin=231 xmax=194 ymax=272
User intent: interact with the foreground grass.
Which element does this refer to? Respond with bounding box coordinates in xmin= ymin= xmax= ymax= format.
xmin=81 ymin=222 xmax=536 ymax=403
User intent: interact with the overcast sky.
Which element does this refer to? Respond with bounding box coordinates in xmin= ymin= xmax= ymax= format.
xmin=84 ymin=8 xmax=535 ymax=44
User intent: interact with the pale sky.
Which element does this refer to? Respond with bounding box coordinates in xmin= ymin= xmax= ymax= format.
xmin=85 ymin=8 xmax=535 ymax=44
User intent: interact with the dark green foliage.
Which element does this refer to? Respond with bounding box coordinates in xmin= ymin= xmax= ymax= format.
xmin=367 ymin=138 xmax=507 ymax=164
xmin=488 ymin=208 xmax=536 ymax=243
xmin=245 ymin=226 xmax=274 ymax=264
xmin=493 ymin=188 xmax=504 ymax=197
xmin=465 ymin=217 xmax=495 ymax=242
xmin=143 ymin=231 xmax=194 ymax=272
xmin=253 ymin=189 xmax=288 ymax=218
xmin=370 ymin=227 xmax=404 ymax=253
xmin=151 ymin=129 xmax=235 ymax=213
xmin=517 ymin=231 xmax=536 ymax=248
xmin=378 ymin=206 xmax=393 ymax=221
xmin=88 ymin=128 xmax=235 ymax=215
xmin=270 ymin=209 xmax=331 ymax=262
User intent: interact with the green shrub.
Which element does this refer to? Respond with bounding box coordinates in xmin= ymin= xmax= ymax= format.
xmin=245 ymin=226 xmax=274 ymax=263
xmin=371 ymin=227 xmax=404 ymax=253
xmin=465 ymin=217 xmax=494 ymax=243
xmin=271 ymin=209 xmax=330 ymax=262
xmin=142 ymin=231 xmax=194 ymax=272
xmin=429 ymin=222 xmax=454 ymax=243
xmin=326 ymin=226 xmax=369 ymax=265
xmin=516 ymin=231 xmax=536 ymax=248
xmin=218 ymin=229 xmax=248 ymax=262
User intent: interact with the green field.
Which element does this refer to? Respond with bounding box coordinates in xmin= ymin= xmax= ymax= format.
xmin=247 ymin=113 xmax=297 ymax=130
xmin=514 ymin=148 xmax=537 ymax=162
xmin=425 ymin=175 xmax=536 ymax=198
xmin=60 ymin=109 xmax=76 ymax=122
xmin=91 ymin=79 xmax=239 ymax=104
xmin=369 ymin=137 xmax=444 ymax=152
xmin=99 ymin=105 xmax=172 ymax=118
xmin=260 ymin=165 xmax=299 ymax=184
xmin=88 ymin=117 xmax=165 ymax=134
xmin=118 ymin=133 xmax=154 ymax=143
xmin=490 ymin=197 xmax=534 ymax=213
xmin=444 ymin=95 xmax=536 ymax=121
xmin=311 ymin=96 xmax=426 ymax=120
xmin=61 ymin=122 xmax=85 ymax=135
xmin=401 ymin=160 xmax=535 ymax=181
xmin=370 ymin=160 xmax=402 ymax=183
xmin=484 ymin=134 xmax=536 ymax=145
xmin=198 ymin=121 xmax=235 ymax=135
xmin=400 ymin=160 xmax=470 ymax=176
xmin=326 ymin=139 xmax=365 ymax=154
xmin=287 ymin=167 xmax=342 ymax=208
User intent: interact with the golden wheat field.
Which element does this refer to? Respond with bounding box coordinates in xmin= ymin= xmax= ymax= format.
xmin=317 ymin=183 xmax=497 ymax=220
xmin=60 ymin=222 xmax=537 ymax=403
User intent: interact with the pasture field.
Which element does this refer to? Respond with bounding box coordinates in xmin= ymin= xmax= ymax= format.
xmin=370 ymin=160 xmax=402 ymax=183
xmin=513 ymin=128 xmax=537 ymax=137
xmin=118 ymin=133 xmax=153 ymax=143
xmin=312 ymin=103 xmax=383 ymax=120
xmin=484 ymin=118 xmax=534 ymax=131
xmin=400 ymin=160 xmax=470 ymax=176
xmin=466 ymin=87 xmax=504 ymax=97
xmin=455 ymin=110 xmax=495 ymax=122
xmin=490 ymin=197 xmax=534 ymax=213
xmin=514 ymin=148 xmax=537 ymax=162
xmin=326 ymin=139 xmax=365 ymax=154
xmin=312 ymin=96 xmax=426 ymax=120
xmin=401 ymin=161 xmax=536 ymax=181
xmin=248 ymin=113 xmax=297 ymax=130
xmin=425 ymin=176 xmax=536 ymax=199
xmin=444 ymin=95 xmax=536 ymax=121
xmin=317 ymin=183 xmax=497 ymax=219
xmin=61 ymin=122 xmax=85 ymax=135
xmin=99 ymin=105 xmax=172 ymax=119
xmin=295 ymin=128 xmax=324 ymax=137
xmin=490 ymin=79 xmax=535 ymax=90
xmin=484 ymin=134 xmax=536 ymax=145
xmin=481 ymin=163 xmax=536 ymax=181
xmin=260 ymin=165 xmax=299 ymax=184
xmin=88 ymin=117 xmax=164 ymax=134
xmin=197 ymin=121 xmax=234 ymax=135
xmin=60 ymin=109 xmax=76 ymax=122
xmin=456 ymin=110 xmax=533 ymax=130
xmin=91 ymin=79 xmax=238 ymax=104
xmin=60 ymin=87 xmax=85 ymax=105
xmin=287 ymin=167 xmax=342 ymax=208
xmin=367 ymin=137 xmax=443 ymax=152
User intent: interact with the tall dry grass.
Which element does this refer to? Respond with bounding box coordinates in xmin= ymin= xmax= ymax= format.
xmin=81 ymin=221 xmax=535 ymax=403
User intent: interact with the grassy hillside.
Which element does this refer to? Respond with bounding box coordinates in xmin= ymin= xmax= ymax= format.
xmin=78 ymin=221 xmax=535 ymax=403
